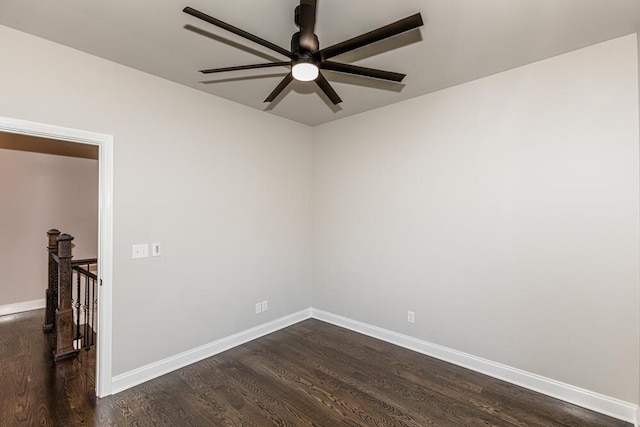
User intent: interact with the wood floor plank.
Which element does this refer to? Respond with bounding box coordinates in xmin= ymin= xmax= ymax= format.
xmin=234 ymin=345 xmax=416 ymax=427
xmin=282 ymin=320 xmax=627 ymax=427
xmin=0 ymin=311 xmax=632 ymax=426
xmin=212 ymin=355 xmax=347 ymax=426
xmin=276 ymin=326 xmax=510 ymax=424
xmin=262 ymin=329 xmax=494 ymax=426
xmin=236 ymin=341 xmax=435 ymax=427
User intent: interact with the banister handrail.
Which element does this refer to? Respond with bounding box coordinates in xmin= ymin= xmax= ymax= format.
xmin=72 ymin=265 xmax=98 ymax=281
xmin=72 ymin=258 xmax=98 ymax=266
xmin=52 ymin=256 xmax=98 ymax=265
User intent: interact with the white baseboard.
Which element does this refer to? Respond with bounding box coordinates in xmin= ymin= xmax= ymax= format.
xmin=109 ymin=306 xmax=637 ymax=424
xmin=311 ymin=308 xmax=638 ymax=425
xmin=0 ymin=298 xmax=45 ymax=316
xmin=111 ymin=308 xmax=312 ymax=395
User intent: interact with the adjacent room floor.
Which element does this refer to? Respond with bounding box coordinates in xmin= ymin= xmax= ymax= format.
xmin=0 ymin=309 xmax=630 ymax=426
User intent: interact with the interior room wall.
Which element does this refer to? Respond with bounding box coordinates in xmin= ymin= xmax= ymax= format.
xmin=312 ymin=34 xmax=640 ymax=403
xmin=0 ymin=25 xmax=314 ymax=376
xmin=0 ymin=142 xmax=98 ymax=307
xmin=637 ymin=31 xmax=640 ymax=409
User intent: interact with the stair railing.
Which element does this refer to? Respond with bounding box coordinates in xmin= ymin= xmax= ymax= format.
xmin=71 ymin=260 xmax=98 ymax=350
xmin=43 ymin=229 xmax=98 ymax=361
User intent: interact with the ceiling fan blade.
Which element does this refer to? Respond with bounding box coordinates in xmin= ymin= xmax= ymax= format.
xmin=264 ymin=73 xmax=294 ymax=102
xmin=298 ymin=0 xmax=318 ymax=51
xmin=315 ymin=73 xmax=342 ymax=105
xmin=183 ymin=7 xmax=292 ymax=59
xmin=321 ymin=61 xmax=405 ymax=82
xmin=200 ymin=62 xmax=290 ymax=74
xmin=318 ymin=13 xmax=423 ymax=60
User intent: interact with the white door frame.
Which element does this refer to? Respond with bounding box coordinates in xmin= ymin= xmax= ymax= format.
xmin=0 ymin=115 xmax=114 ymax=397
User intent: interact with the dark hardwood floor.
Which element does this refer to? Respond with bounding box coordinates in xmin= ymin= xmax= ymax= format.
xmin=0 ymin=309 xmax=95 ymax=426
xmin=0 ymin=309 xmax=631 ymax=426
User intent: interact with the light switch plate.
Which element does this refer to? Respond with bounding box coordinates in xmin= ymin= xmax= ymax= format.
xmin=152 ymin=242 xmax=161 ymax=257
xmin=132 ymin=244 xmax=148 ymax=259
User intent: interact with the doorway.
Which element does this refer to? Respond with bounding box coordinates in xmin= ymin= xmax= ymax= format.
xmin=0 ymin=116 xmax=113 ymax=397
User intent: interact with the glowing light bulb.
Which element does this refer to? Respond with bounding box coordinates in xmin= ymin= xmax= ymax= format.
xmin=292 ymin=62 xmax=319 ymax=81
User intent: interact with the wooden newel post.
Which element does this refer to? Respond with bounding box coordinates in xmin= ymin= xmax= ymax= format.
xmin=43 ymin=229 xmax=60 ymax=332
xmin=54 ymin=234 xmax=79 ymax=361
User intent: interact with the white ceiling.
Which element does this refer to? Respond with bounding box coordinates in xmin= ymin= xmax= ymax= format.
xmin=1 ymin=0 xmax=639 ymax=126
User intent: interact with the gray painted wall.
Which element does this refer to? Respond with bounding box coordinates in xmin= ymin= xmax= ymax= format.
xmin=0 ymin=146 xmax=98 ymax=306
xmin=0 ymin=25 xmax=314 ymax=376
xmin=312 ymin=35 xmax=640 ymax=403
xmin=637 ymin=31 xmax=640 ymax=408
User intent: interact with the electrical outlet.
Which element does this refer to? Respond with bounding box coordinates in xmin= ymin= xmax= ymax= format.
xmin=261 ymin=300 xmax=268 ymax=312
xmin=255 ymin=303 xmax=262 ymax=314
xmin=152 ymin=242 xmax=161 ymax=257
xmin=408 ymin=311 xmax=415 ymax=324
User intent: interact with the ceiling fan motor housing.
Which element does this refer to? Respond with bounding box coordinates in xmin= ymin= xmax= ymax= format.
xmin=291 ymin=31 xmax=319 ymax=56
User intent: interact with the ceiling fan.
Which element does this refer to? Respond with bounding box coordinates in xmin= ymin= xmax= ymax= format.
xmin=183 ymin=1 xmax=423 ymax=105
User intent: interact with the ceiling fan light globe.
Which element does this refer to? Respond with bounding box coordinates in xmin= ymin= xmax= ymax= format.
xmin=292 ymin=62 xmax=319 ymax=81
